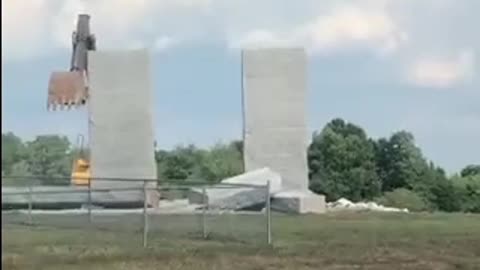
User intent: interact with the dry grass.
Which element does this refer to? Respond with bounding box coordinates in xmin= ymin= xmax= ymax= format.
xmin=2 ymin=212 xmax=480 ymax=270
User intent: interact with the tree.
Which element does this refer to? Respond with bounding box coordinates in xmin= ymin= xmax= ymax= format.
xmin=308 ymin=118 xmax=381 ymax=201
xmin=416 ymin=163 xmax=462 ymax=212
xmin=461 ymin=165 xmax=480 ymax=177
xmin=10 ymin=160 xmax=32 ymax=177
xmin=155 ymin=149 xmax=170 ymax=180
xmin=2 ymin=132 xmax=27 ymax=175
xmin=374 ymin=131 xmax=427 ymax=192
xmin=157 ymin=144 xmax=205 ymax=181
xmin=25 ymin=135 xmax=72 ymax=185
xmin=451 ymin=174 xmax=480 ymax=213
xmin=231 ymin=140 xmax=244 ymax=155
xmin=199 ymin=142 xmax=244 ymax=182
xmin=374 ymin=132 xmax=463 ymax=212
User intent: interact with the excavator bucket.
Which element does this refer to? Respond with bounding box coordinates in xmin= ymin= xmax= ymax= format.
xmin=47 ymin=70 xmax=88 ymax=111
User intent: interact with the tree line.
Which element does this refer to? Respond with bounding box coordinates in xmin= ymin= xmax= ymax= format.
xmin=2 ymin=118 xmax=479 ymax=212
xmin=308 ymin=119 xmax=479 ymax=213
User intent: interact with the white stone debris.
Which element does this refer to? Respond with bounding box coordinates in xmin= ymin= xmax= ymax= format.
xmin=327 ymin=198 xmax=409 ymax=213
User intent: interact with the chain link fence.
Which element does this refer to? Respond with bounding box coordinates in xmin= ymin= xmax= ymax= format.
xmin=2 ymin=176 xmax=272 ymax=249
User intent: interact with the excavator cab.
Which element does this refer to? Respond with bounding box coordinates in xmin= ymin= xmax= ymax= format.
xmin=71 ymin=134 xmax=91 ymax=186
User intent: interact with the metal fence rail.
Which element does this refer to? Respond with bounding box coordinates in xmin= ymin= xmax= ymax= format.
xmin=2 ymin=175 xmax=272 ymax=247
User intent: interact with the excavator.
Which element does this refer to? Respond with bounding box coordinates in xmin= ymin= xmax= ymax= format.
xmin=47 ymin=14 xmax=95 ymax=186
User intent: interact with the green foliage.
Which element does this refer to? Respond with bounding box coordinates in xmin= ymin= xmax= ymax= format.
xmin=372 ymin=131 xmax=463 ymax=212
xmin=157 ymin=144 xmax=205 ymax=181
xmin=25 ymin=135 xmax=72 ymax=185
xmin=2 ymin=132 xmax=27 ymax=175
xmin=156 ymin=142 xmax=244 ymax=183
xmin=308 ymin=118 xmax=381 ymax=202
xmin=409 ymin=162 xmax=459 ymax=212
xmin=198 ymin=141 xmax=244 ymax=182
xmin=451 ymin=174 xmax=480 ymax=213
xmin=374 ymin=131 xmax=427 ymax=192
xmin=460 ymin=164 xmax=480 ymax=177
xmin=376 ymin=188 xmax=430 ymax=212
xmin=10 ymin=160 xmax=32 ymax=177
xmin=2 ymin=134 xmax=73 ymax=186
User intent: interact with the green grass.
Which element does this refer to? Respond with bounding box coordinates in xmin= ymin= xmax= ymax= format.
xmin=2 ymin=212 xmax=480 ymax=270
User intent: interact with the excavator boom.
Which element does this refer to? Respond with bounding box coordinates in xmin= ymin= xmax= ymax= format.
xmin=47 ymin=14 xmax=96 ymax=111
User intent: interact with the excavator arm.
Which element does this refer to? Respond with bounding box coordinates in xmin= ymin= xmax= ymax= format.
xmin=47 ymin=14 xmax=96 ymax=111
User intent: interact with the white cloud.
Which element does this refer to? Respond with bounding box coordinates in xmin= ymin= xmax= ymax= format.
xmin=407 ymin=50 xmax=476 ymax=88
xmin=52 ymin=0 xmax=158 ymax=50
xmin=154 ymin=36 xmax=176 ymax=51
xmin=2 ymin=0 xmax=210 ymax=59
xmin=301 ymin=5 xmax=408 ymax=54
xmin=1 ymin=0 xmax=52 ymax=61
xmin=51 ymin=0 xmax=88 ymax=49
xmin=230 ymin=29 xmax=298 ymax=49
xmin=2 ymin=0 xmax=408 ymax=60
xmin=229 ymin=3 xmax=407 ymax=55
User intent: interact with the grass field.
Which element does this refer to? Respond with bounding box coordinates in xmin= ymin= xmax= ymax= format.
xmin=2 ymin=212 xmax=480 ymax=270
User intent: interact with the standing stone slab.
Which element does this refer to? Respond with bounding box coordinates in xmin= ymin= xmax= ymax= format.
xmin=242 ymin=48 xmax=309 ymax=191
xmin=88 ymin=49 xmax=158 ymax=205
xmin=241 ymin=48 xmax=325 ymax=213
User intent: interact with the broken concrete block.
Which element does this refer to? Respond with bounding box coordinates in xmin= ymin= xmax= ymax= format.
xmin=188 ymin=168 xmax=282 ymax=210
xmin=272 ymin=190 xmax=326 ymax=214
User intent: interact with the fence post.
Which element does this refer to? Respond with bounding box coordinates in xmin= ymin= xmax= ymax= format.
xmin=143 ymin=180 xmax=149 ymax=248
xmin=202 ymin=186 xmax=207 ymax=239
xmin=266 ymin=180 xmax=272 ymax=246
xmin=87 ymin=178 xmax=92 ymax=224
xmin=27 ymin=180 xmax=33 ymax=225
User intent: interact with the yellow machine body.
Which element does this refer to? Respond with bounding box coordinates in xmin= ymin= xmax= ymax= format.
xmin=71 ymin=158 xmax=91 ymax=186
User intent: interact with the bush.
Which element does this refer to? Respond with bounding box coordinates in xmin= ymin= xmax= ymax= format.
xmin=376 ymin=188 xmax=430 ymax=212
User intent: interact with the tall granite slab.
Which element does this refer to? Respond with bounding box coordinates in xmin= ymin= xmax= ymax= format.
xmin=88 ymin=49 xmax=158 ymax=206
xmin=242 ymin=48 xmax=309 ymax=190
xmin=241 ymin=48 xmax=325 ymax=213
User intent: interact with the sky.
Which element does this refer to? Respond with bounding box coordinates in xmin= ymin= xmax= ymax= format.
xmin=2 ymin=0 xmax=479 ymax=174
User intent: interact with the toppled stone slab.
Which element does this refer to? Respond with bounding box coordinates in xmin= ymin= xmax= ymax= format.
xmin=188 ymin=168 xmax=282 ymax=210
xmin=272 ymin=190 xmax=326 ymax=214
xmin=327 ymin=198 xmax=409 ymax=213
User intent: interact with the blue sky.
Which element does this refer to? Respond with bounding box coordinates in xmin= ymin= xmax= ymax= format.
xmin=2 ymin=0 xmax=479 ymax=173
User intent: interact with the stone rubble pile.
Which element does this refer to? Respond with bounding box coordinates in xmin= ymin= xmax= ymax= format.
xmin=327 ymin=198 xmax=409 ymax=213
